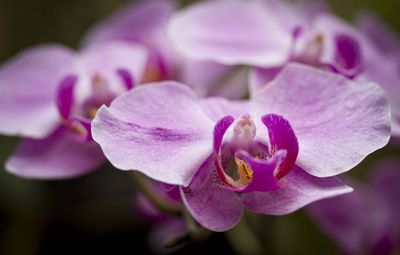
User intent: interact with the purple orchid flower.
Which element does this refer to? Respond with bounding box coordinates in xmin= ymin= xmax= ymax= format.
xmin=167 ymin=0 xmax=400 ymax=136
xmin=82 ymin=0 xmax=249 ymax=99
xmin=133 ymin=181 xmax=187 ymax=253
xmin=308 ymin=158 xmax=400 ymax=255
xmin=92 ymin=63 xmax=390 ymax=231
xmin=0 ymin=41 xmax=148 ymax=179
xmin=133 ymin=180 xmax=188 ymax=254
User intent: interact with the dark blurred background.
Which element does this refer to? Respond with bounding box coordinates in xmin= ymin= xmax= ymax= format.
xmin=0 ymin=0 xmax=399 ymax=254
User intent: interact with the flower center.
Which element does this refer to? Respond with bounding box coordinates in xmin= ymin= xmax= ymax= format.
xmin=217 ymin=115 xmax=259 ymax=190
xmin=232 ymin=114 xmax=256 ymax=149
xmin=82 ymin=74 xmax=116 ymax=119
xmin=298 ymin=33 xmax=324 ymax=66
xmin=213 ymin=114 xmax=299 ymax=193
xmin=56 ymin=71 xmax=132 ymax=141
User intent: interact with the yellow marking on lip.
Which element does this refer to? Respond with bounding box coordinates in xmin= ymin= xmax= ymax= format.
xmin=88 ymin=107 xmax=98 ymax=119
xmin=231 ymin=157 xmax=253 ymax=187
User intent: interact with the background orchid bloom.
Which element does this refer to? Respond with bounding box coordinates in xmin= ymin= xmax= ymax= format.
xmin=0 ymin=41 xmax=148 ymax=179
xmin=82 ymin=0 xmax=248 ymax=99
xmin=167 ymin=0 xmax=400 ymax=136
xmin=132 ymin=180 xmax=188 ymax=254
xmin=308 ymin=158 xmax=400 ymax=255
xmin=92 ymin=63 xmax=390 ymax=231
xmin=355 ymin=11 xmax=400 ymax=137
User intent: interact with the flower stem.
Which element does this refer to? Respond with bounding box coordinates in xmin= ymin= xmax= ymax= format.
xmin=130 ymin=171 xmax=181 ymax=216
xmin=225 ymin=214 xmax=264 ymax=255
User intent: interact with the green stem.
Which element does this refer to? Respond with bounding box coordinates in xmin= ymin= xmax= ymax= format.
xmin=131 ymin=172 xmax=212 ymax=245
xmin=130 ymin=171 xmax=182 ymax=216
xmin=225 ymin=215 xmax=264 ymax=255
xmin=183 ymin=208 xmax=212 ymax=242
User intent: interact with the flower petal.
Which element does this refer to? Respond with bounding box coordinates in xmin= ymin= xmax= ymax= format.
xmin=243 ymin=166 xmax=352 ymax=215
xmin=200 ymin=97 xmax=250 ymax=122
xmin=356 ymin=11 xmax=400 ymax=54
xmin=361 ymin=52 xmax=400 ymax=137
xmin=253 ymin=63 xmax=391 ymax=177
xmin=307 ymin=183 xmax=370 ymax=254
xmin=82 ymin=0 xmax=175 ymax=47
xmin=235 ymin=150 xmax=282 ymax=192
xmin=5 ymin=127 xmax=105 ymax=179
xmin=167 ymin=0 xmax=291 ymax=67
xmin=262 ymin=114 xmax=298 ymax=179
xmin=79 ymin=42 xmax=148 ymax=93
xmin=308 ymin=178 xmax=389 ymax=254
xmin=180 ymin=60 xmax=248 ymax=99
xmin=180 ymin=157 xmax=243 ymax=232
xmin=0 ymin=45 xmax=76 ymax=138
xmin=56 ymin=75 xmax=78 ymax=119
xmin=92 ymin=82 xmax=214 ymax=186
xmin=249 ymin=67 xmax=282 ymax=96
xmin=370 ymin=158 xmax=400 ymax=220
xmin=82 ymin=0 xmax=176 ymax=80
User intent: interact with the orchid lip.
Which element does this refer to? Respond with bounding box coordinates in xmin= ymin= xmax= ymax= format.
xmin=56 ymin=72 xmax=125 ymax=141
xmin=213 ymin=113 xmax=299 ymax=193
xmin=117 ymin=68 xmax=136 ymax=90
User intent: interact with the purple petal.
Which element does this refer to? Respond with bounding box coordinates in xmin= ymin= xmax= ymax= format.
xmin=180 ymin=60 xmax=248 ymax=99
xmin=361 ymin=51 xmax=400 ymax=137
xmin=249 ymin=67 xmax=282 ymax=96
xmin=5 ymin=127 xmax=105 ymax=179
xmin=92 ymin=82 xmax=214 ymax=186
xmin=133 ymin=194 xmax=167 ymax=221
xmin=356 ymin=11 xmax=400 ymax=54
xmin=261 ymin=114 xmax=298 ymax=179
xmin=234 ymin=150 xmax=282 ymax=192
xmin=116 ymin=68 xmax=135 ymax=90
xmin=370 ymin=158 xmax=400 ymax=220
xmin=200 ymin=97 xmax=250 ymax=122
xmin=331 ymin=33 xmax=362 ymax=78
xmin=0 ymin=45 xmax=76 ymax=138
xmin=260 ymin=0 xmax=312 ymax=32
xmin=212 ymin=116 xmax=235 ymax=183
xmin=243 ymin=166 xmax=352 ymax=215
xmin=306 ymin=14 xmax=364 ymax=78
xmin=82 ymin=0 xmax=175 ymax=47
xmin=65 ymin=117 xmax=92 ymax=142
xmin=180 ymin=157 xmax=243 ymax=232
xmin=167 ymin=0 xmax=291 ymax=67
xmin=308 ymin=179 xmax=389 ymax=254
xmin=82 ymin=0 xmax=176 ymax=80
xmin=56 ymin=75 xmax=77 ymax=119
xmin=80 ymin=42 xmax=148 ymax=93
xmin=307 ymin=183 xmax=370 ymax=254
xmin=253 ymin=63 xmax=391 ymax=177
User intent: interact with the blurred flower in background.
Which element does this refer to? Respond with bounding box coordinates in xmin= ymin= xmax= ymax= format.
xmin=0 ymin=0 xmax=399 ymax=255
xmin=309 ymin=158 xmax=400 ymax=255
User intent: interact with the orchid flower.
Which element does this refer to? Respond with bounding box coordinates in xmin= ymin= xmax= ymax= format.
xmin=308 ymin=159 xmax=400 ymax=255
xmin=83 ymin=0 xmax=248 ymax=99
xmin=133 ymin=180 xmax=188 ymax=253
xmin=167 ymin=0 xmax=400 ymax=136
xmin=92 ymin=63 xmax=390 ymax=231
xmin=0 ymin=42 xmax=148 ymax=179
